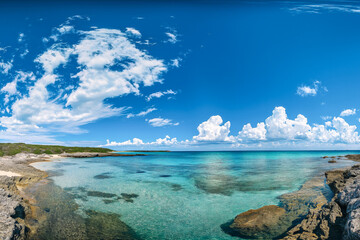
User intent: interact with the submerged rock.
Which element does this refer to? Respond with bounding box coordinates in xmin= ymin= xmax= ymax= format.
xmin=222 ymin=176 xmax=334 ymax=239
xmin=87 ymin=191 xmax=117 ymax=198
xmin=119 ymin=193 xmax=139 ymax=203
xmin=85 ymin=210 xmax=140 ymax=240
xmin=93 ymin=172 xmax=114 ymax=179
xmin=222 ymin=205 xmax=287 ymax=239
xmin=159 ymin=174 xmax=171 ymax=178
xmin=171 ymin=183 xmax=183 ymax=191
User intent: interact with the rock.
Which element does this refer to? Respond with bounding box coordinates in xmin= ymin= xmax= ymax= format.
xmin=344 ymin=208 xmax=360 ymax=240
xmin=223 ymin=205 xmax=287 ymax=239
xmin=282 ymin=164 xmax=360 ymax=240
xmin=282 ymin=199 xmax=343 ymax=240
xmin=345 ymin=155 xmax=360 ymax=162
xmin=328 ymin=160 xmax=337 ymax=163
xmin=338 ymin=180 xmax=360 ymax=207
xmin=0 ymin=188 xmax=26 ymax=240
xmin=325 ymin=169 xmax=346 ymax=193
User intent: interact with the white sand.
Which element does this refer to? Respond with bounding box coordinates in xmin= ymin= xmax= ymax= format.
xmin=0 ymin=171 xmax=21 ymax=177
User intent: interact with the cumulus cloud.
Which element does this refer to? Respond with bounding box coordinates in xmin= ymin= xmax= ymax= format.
xmin=340 ymin=109 xmax=356 ymax=117
xmin=238 ymin=122 xmax=266 ymax=141
xmin=147 ymin=117 xmax=179 ymax=127
xmin=264 ymin=107 xmax=311 ymax=140
xmin=101 ymin=106 xmax=360 ymax=148
xmin=238 ymin=106 xmax=360 ymax=144
xmin=146 ymin=89 xmax=177 ymax=101
xmin=103 ymin=135 xmax=178 ymax=147
xmin=296 ymin=80 xmax=326 ymax=97
xmin=193 ymin=115 xmax=233 ymax=142
xmin=297 ymin=86 xmax=317 ymax=96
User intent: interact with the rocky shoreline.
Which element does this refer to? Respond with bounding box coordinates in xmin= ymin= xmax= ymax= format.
xmin=223 ymin=154 xmax=360 ymax=240
xmin=0 ymin=152 xmax=143 ymax=240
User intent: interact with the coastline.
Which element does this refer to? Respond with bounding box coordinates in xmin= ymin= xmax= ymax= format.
xmin=1 ymin=152 xmax=360 ymax=239
xmin=222 ymin=154 xmax=360 ymax=239
xmin=0 ymin=152 xmax=143 ymax=240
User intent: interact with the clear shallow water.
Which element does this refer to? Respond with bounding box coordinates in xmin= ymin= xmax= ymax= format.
xmin=32 ymin=151 xmax=360 ymax=240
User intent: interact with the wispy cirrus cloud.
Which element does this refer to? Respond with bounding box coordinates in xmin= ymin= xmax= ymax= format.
xmin=127 ymin=108 xmax=157 ymax=118
xmin=146 ymin=89 xmax=177 ymax=101
xmin=340 ymin=108 xmax=356 ymax=117
xmin=289 ymin=4 xmax=360 ymax=14
xmin=147 ymin=117 xmax=179 ymax=127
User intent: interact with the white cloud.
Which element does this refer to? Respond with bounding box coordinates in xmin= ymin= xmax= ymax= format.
xmin=1 ymin=71 xmax=35 ymax=104
xmin=0 ymin=61 xmax=13 ymax=74
xmin=238 ymin=122 xmax=266 ymax=141
xmin=147 ymin=117 xmax=179 ymax=127
xmin=170 ymin=58 xmax=181 ymax=67
xmin=101 ymin=106 xmax=360 ymax=148
xmin=238 ymin=106 xmax=360 ymax=144
xmin=18 ymin=33 xmax=24 ymax=42
xmin=146 ymin=89 xmax=177 ymax=101
xmin=20 ymin=49 xmax=29 ymax=58
xmin=310 ymin=117 xmax=360 ymax=144
xmin=57 ymin=25 xmax=74 ymax=34
xmin=126 ymin=27 xmax=141 ymax=38
xmin=296 ymin=80 xmax=325 ymax=97
xmin=321 ymin=116 xmax=332 ymax=121
xmin=340 ymin=108 xmax=356 ymax=117
xmin=127 ymin=108 xmax=157 ymax=118
xmin=49 ymin=25 xmax=75 ymax=41
xmin=193 ymin=115 xmax=233 ymax=142
xmin=165 ymin=32 xmax=178 ymax=44
xmin=297 ymin=86 xmax=317 ymax=96
xmin=0 ymin=25 xmax=168 ymax=139
xmin=289 ymin=4 xmax=360 ymax=14
xmin=103 ymin=135 xmax=178 ymax=147
xmin=264 ymin=106 xmax=311 ymax=140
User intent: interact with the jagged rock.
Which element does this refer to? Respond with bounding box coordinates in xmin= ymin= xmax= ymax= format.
xmin=338 ymin=180 xmax=360 ymax=207
xmin=0 ymin=188 xmax=26 ymax=240
xmin=283 ymin=163 xmax=360 ymax=240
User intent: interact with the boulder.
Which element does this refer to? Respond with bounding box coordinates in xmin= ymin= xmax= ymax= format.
xmin=223 ymin=205 xmax=287 ymax=239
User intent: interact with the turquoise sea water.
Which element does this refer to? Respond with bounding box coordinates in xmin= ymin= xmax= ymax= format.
xmin=32 ymin=151 xmax=360 ymax=240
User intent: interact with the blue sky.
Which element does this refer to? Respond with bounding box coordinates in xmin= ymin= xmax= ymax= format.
xmin=1 ymin=0 xmax=360 ymax=150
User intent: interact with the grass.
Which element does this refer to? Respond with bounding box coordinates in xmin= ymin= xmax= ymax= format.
xmin=0 ymin=143 xmax=112 ymax=157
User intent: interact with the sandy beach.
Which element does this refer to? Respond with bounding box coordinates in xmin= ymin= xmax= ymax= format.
xmin=0 ymin=152 xmax=143 ymax=240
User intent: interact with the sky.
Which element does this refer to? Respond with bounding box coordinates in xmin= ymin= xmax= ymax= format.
xmin=1 ymin=0 xmax=360 ymax=150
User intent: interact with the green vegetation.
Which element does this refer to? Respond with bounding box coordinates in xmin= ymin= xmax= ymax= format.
xmin=0 ymin=143 xmax=112 ymax=157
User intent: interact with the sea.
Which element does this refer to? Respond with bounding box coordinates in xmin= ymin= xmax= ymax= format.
xmin=31 ymin=151 xmax=360 ymax=240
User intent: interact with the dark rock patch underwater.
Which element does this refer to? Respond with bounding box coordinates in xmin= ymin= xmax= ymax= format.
xmin=25 ymin=180 xmax=141 ymax=240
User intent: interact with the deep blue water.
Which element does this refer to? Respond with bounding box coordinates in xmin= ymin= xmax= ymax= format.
xmin=32 ymin=151 xmax=360 ymax=239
